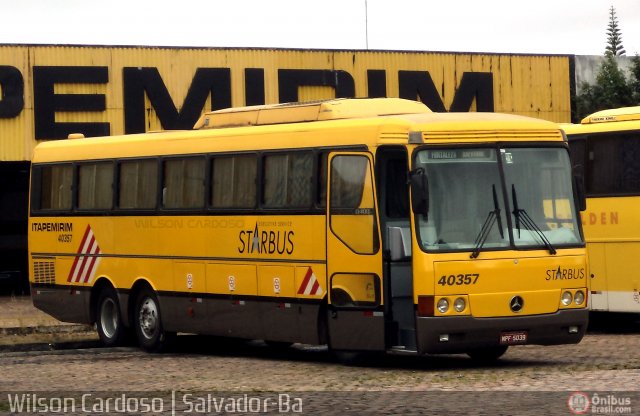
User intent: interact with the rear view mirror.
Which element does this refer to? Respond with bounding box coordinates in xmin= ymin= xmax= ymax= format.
xmin=409 ymin=168 xmax=429 ymax=219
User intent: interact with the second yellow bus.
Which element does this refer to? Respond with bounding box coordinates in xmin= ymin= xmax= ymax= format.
xmin=564 ymin=106 xmax=640 ymax=315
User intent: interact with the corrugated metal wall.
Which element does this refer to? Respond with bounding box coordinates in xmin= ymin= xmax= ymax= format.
xmin=0 ymin=45 xmax=572 ymax=161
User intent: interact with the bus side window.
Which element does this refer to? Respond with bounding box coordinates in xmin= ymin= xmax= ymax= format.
xmin=316 ymin=152 xmax=328 ymax=208
xmin=162 ymin=157 xmax=206 ymax=209
xmin=329 ymin=154 xmax=379 ymax=254
xmin=118 ymin=159 xmax=158 ymax=209
xmin=78 ymin=162 xmax=114 ymax=210
xmin=587 ymin=133 xmax=640 ymax=195
xmin=211 ymin=154 xmax=257 ymax=208
xmin=263 ymin=152 xmax=313 ymax=209
xmin=38 ymin=164 xmax=73 ymax=211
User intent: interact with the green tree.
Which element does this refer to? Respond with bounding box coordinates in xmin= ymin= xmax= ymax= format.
xmin=574 ymin=7 xmax=636 ymax=120
xmin=630 ymin=54 xmax=640 ymax=103
xmin=606 ymin=6 xmax=626 ymax=56
xmin=596 ymin=53 xmax=633 ymax=106
xmin=575 ymin=82 xmax=598 ymax=121
xmin=575 ymin=55 xmax=633 ymax=120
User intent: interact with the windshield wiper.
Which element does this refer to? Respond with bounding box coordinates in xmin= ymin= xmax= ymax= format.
xmin=511 ymin=184 xmax=557 ymax=255
xmin=470 ymin=185 xmax=504 ymax=259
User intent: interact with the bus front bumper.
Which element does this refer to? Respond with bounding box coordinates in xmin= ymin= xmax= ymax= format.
xmin=416 ymin=309 xmax=588 ymax=355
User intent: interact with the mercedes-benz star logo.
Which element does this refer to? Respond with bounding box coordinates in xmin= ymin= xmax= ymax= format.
xmin=510 ymin=296 xmax=524 ymax=313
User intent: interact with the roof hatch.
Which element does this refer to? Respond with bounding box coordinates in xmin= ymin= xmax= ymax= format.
xmin=193 ymin=98 xmax=431 ymax=129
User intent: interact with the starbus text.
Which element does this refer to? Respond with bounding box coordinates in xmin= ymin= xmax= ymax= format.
xmin=238 ymin=229 xmax=295 ymax=255
xmin=546 ymin=267 xmax=585 ymax=280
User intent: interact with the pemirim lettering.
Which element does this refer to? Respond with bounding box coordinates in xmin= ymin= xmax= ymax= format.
xmin=31 ymin=222 xmax=73 ymax=232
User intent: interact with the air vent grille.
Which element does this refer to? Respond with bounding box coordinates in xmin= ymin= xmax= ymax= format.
xmin=33 ymin=257 xmax=55 ymax=285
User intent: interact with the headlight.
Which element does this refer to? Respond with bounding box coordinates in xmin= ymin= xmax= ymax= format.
xmin=561 ymin=291 xmax=573 ymax=306
xmin=437 ymin=298 xmax=449 ymax=313
xmin=454 ymin=297 xmax=466 ymax=312
xmin=574 ymin=290 xmax=585 ymax=305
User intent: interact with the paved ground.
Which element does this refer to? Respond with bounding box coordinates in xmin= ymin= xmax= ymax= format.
xmin=0 ymin=295 xmax=67 ymax=329
xmin=0 ymin=296 xmax=97 ymax=347
xmin=1 ymin=296 xmax=640 ymax=415
xmin=0 ymin=328 xmax=639 ymax=414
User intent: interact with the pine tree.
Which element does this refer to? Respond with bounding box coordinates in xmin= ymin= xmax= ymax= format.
xmin=594 ymin=53 xmax=632 ymax=108
xmin=574 ymin=7 xmax=634 ymax=120
xmin=574 ymin=54 xmax=633 ymax=120
xmin=606 ymin=6 xmax=626 ymax=56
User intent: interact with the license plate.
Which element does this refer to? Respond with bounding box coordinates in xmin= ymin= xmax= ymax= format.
xmin=500 ymin=331 xmax=528 ymax=345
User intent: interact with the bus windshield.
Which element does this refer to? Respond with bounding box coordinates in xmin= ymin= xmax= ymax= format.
xmin=414 ymin=146 xmax=582 ymax=253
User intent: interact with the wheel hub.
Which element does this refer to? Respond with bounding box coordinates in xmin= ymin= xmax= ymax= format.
xmin=139 ymin=297 xmax=158 ymax=339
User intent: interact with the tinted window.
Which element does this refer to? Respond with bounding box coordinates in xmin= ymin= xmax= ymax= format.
xmin=78 ymin=162 xmax=113 ymax=210
xmin=211 ymin=155 xmax=257 ymax=208
xmin=329 ymin=156 xmax=366 ymax=208
xmin=587 ymin=133 xmax=640 ymax=195
xmin=118 ymin=159 xmax=158 ymax=209
xmin=39 ymin=164 xmax=73 ymax=210
xmin=263 ymin=152 xmax=313 ymax=208
xmin=163 ymin=157 xmax=206 ymax=209
xmin=329 ymin=154 xmax=379 ymax=254
xmin=317 ymin=152 xmax=328 ymax=208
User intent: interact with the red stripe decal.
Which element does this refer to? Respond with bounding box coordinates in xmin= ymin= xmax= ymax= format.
xmin=297 ymin=267 xmax=313 ymax=295
xmin=67 ymin=225 xmax=92 ymax=282
xmin=310 ymin=279 xmax=320 ymax=295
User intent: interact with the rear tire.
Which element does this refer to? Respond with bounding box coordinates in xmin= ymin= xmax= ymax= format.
xmin=96 ymin=287 xmax=127 ymax=347
xmin=467 ymin=345 xmax=509 ymax=362
xmin=134 ymin=287 xmax=174 ymax=352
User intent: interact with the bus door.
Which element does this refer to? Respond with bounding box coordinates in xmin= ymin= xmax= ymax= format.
xmin=377 ymin=146 xmax=416 ymax=351
xmin=326 ymin=152 xmax=385 ymax=351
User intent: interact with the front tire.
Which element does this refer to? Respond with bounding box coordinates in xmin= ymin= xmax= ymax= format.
xmin=96 ymin=287 xmax=127 ymax=347
xmin=134 ymin=287 xmax=174 ymax=352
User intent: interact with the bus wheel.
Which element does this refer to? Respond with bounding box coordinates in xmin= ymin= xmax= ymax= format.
xmin=467 ymin=345 xmax=508 ymax=362
xmin=96 ymin=287 xmax=127 ymax=347
xmin=134 ymin=287 xmax=174 ymax=352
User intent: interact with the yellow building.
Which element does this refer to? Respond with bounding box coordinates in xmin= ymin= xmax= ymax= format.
xmin=1 ymin=44 xmax=574 ymax=294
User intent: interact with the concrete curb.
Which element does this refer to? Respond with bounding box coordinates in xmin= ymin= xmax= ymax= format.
xmin=0 ymin=339 xmax=103 ymax=354
xmin=0 ymin=324 xmax=94 ymax=336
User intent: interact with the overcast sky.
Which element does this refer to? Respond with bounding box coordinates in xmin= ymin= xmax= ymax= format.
xmin=1 ymin=0 xmax=639 ymax=56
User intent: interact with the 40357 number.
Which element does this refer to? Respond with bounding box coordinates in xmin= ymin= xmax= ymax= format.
xmin=438 ymin=274 xmax=479 ymax=286
xmin=57 ymin=234 xmax=72 ymax=243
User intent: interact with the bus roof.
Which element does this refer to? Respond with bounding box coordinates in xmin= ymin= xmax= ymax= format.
xmin=33 ymin=99 xmax=564 ymax=163
xmin=580 ymin=106 xmax=640 ymax=124
xmin=561 ymin=106 xmax=640 ymax=136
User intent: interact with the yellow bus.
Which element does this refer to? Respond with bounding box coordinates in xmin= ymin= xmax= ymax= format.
xmin=29 ymin=98 xmax=588 ymax=360
xmin=563 ymin=106 xmax=640 ymax=315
